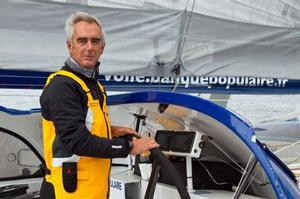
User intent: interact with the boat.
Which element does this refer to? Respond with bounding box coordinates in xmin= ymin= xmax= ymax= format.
xmin=1 ymin=0 xmax=300 ymax=198
xmin=0 ymin=91 xmax=300 ymax=198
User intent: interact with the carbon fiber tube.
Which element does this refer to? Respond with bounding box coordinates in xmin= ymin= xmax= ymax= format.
xmin=148 ymin=148 xmax=190 ymax=199
xmin=127 ymin=134 xmax=190 ymax=199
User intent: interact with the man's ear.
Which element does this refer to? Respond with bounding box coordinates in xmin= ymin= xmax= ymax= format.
xmin=67 ymin=40 xmax=72 ymax=50
xmin=66 ymin=40 xmax=73 ymax=56
xmin=100 ymin=43 xmax=105 ymax=55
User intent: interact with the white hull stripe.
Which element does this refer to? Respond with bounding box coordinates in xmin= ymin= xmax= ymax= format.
xmin=52 ymin=154 xmax=80 ymax=167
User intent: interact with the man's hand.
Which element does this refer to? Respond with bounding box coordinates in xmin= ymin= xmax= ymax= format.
xmin=111 ymin=126 xmax=137 ymax=137
xmin=130 ymin=137 xmax=159 ymax=155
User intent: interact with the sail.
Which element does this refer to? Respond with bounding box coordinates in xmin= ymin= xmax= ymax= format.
xmin=1 ymin=0 xmax=300 ymax=93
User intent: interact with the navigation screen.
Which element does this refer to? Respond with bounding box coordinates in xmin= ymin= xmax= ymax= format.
xmin=155 ymin=130 xmax=195 ymax=153
xmin=170 ymin=131 xmax=195 ymax=153
xmin=155 ymin=131 xmax=173 ymax=151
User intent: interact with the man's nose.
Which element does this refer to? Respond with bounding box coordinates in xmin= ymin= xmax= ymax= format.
xmin=86 ymin=40 xmax=93 ymax=50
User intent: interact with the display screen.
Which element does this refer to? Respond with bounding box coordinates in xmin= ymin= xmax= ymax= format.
xmin=155 ymin=130 xmax=195 ymax=153
xmin=170 ymin=132 xmax=195 ymax=153
xmin=155 ymin=131 xmax=173 ymax=151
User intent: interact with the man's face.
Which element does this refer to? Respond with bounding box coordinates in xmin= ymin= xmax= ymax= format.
xmin=67 ymin=21 xmax=105 ymax=69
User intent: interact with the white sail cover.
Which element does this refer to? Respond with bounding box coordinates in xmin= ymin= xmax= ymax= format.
xmin=1 ymin=0 xmax=300 ymax=79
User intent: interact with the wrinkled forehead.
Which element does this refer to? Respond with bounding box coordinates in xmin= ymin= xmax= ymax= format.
xmin=73 ymin=21 xmax=103 ymax=38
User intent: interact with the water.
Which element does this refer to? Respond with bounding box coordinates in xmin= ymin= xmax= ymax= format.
xmin=0 ymin=89 xmax=41 ymax=110
xmin=227 ymin=94 xmax=300 ymax=124
xmin=0 ymin=89 xmax=300 ymax=125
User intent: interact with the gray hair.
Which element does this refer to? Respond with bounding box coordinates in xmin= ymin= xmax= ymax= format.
xmin=65 ymin=11 xmax=105 ymax=43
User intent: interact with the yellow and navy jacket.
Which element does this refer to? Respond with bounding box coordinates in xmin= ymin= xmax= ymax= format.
xmin=40 ymin=63 xmax=131 ymax=199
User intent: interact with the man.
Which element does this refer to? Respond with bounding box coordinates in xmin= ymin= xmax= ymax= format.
xmin=40 ymin=11 xmax=159 ymax=199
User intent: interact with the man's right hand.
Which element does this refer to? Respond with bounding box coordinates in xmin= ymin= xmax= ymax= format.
xmin=129 ymin=137 xmax=159 ymax=155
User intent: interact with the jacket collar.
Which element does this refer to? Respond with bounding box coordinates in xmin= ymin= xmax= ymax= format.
xmin=65 ymin=57 xmax=100 ymax=80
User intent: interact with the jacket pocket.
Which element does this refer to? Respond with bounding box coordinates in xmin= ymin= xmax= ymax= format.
xmin=62 ymin=162 xmax=77 ymax=193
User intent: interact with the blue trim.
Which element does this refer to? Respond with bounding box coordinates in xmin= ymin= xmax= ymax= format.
xmin=0 ymin=69 xmax=50 ymax=89
xmin=107 ymin=91 xmax=300 ymax=198
xmin=0 ymin=106 xmax=40 ymax=115
xmin=1 ymin=69 xmax=300 ymax=94
xmin=267 ymin=152 xmax=300 ymax=199
xmin=256 ymin=140 xmax=297 ymax=183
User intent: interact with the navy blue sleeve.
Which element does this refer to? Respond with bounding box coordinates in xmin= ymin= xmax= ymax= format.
xmin=40 ymin=76 xmax=130 ymax=158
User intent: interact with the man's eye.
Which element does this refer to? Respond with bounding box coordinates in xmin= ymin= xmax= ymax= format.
xmin=78 ymin=39 xmax=87 ymax=45
xmin=76 ymin=38 xmax=103 ymax=46
xmin=92 ymin=38 xmax=102 ymax=45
